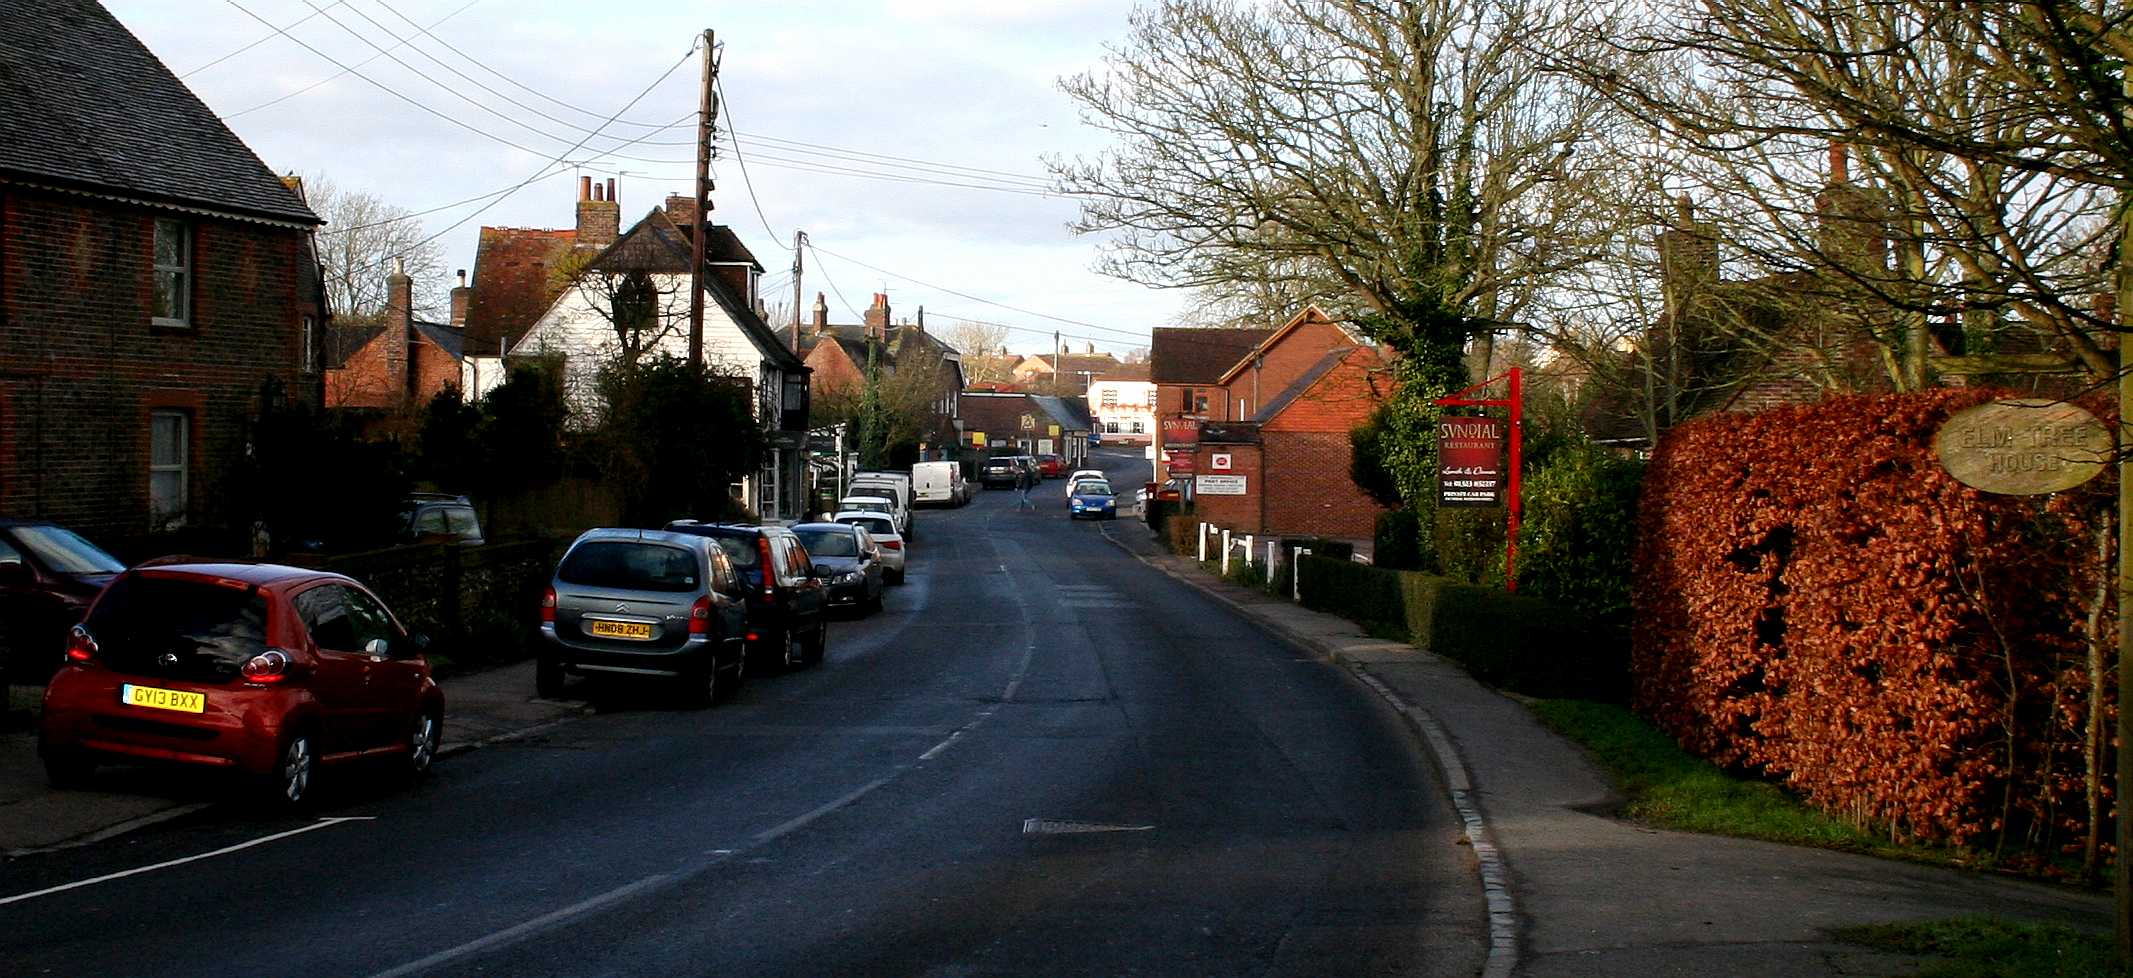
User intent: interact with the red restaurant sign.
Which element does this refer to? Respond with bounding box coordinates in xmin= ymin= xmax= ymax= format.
xmin=1165 ymin=450 xmax=1197 ymax=475
xmin=1161 ymin=417 xmax=1201 ymax=446
xmin=1438 ymin=416 xmax=1506 ymax=508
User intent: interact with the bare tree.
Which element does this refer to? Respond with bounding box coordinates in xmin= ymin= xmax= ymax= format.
xmin=944 ymin=320 xmax=1014 ymax=384
xmin=303 ymin=173 xmax=448 ymax=324
xmin=549 ymin=251 xmax=689 ymax=369
xmin=1052 ymin=0 xmax=1623 ymax=349
xmin=1560 ymin=0 xmax=2120 ymax=388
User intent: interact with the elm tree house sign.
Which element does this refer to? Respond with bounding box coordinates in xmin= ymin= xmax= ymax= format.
xmin=1934 ymin=399 xmax=2110 ymax=495
xmin=1435 ymin=368 xmax=1525 ymax=592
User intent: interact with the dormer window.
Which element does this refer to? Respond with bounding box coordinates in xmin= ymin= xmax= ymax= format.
xmin=152 ymin=218 xmax=191 ymax=327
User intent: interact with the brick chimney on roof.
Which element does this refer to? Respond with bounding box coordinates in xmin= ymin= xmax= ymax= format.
xmin=664 ymin=194 xmax=700 ymax=232
xmin=813 ymin=292 xmax=830 ymax=332
xmin=864 ymin=292 xmax=890 ymax=341
xmin=576 ymin=176 xmax=620 ymax=249
xmin=448 ymin=269 xmax=470 ymax=329
xmin=384 ymin=256 xmax=413 ymax=402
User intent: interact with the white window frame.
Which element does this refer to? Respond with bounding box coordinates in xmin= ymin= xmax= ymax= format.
xmin=149 ymin=409 xmax=189 ymax=527
xmin=152 ymin=218 xmax=191 ymax=327
xmin=301 ymin=314 xmax=318 ymax=373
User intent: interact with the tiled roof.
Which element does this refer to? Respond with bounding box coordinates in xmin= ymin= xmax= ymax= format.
xmin=1251 ymin=348 xmax=1354 ymax=423
xmin=0 ymin=0 xmax=319 ymax=225
xmin=465 ymin=228 xmax=576 ymax=356
xmin=414 ymin=321 xmax=465 ymax=361
xmin=1093 ymin=362 xmax=1151 ymax=382
xmin=959 ymin=392 xmax=1038 ymax=436
xmin=326 ymin=322 xmax=386 ymax=370
xmin=1149 ymin=327 xmax=1275 ymax=385
xmin=1029 ymin=395 xmax=1092 ymax=431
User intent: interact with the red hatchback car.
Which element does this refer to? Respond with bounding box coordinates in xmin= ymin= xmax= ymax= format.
xmin=39 ymin=562 xmax=443 ymax=805
xmin=1036 ymin=454 xmax=1065 ymax=478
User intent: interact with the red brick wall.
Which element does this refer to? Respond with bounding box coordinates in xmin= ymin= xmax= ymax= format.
xmin=413 ymin=334 xmax=460 ymax=402
xmin=327 ymin=330 xmax=396 ymax=408
xmin=1262 ymin=350 xmax=1385 ymax=434
xmin=1190 ymin=442 xmax=1263 ymax=534
xmin=0 ymin=187 xmax=312 ymax=543
xmin=1223 ymin=320 xmax=1355 ymax=416
xmin=1262 ymin=431 xmax=1384 ymax=540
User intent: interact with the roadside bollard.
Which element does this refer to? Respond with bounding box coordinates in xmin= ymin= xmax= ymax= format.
xmin=1198 ymin=522 xmax=1209 ymax=561
xmin=1242 ymin=534 xmax=1254 ymax=567
xmin=1221 ymin=532 xmax=1231 ymax=575
xmin=1294 ymin=547 xmax=1311 ymax=602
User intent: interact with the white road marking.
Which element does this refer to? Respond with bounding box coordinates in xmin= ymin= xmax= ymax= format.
xmin=362 ymin=872 xmax=675 ymax=978
xmin=753 ymin=777 xmax=892 ymax=845
xmin=1021 ymin=818 xmax=1155 ymax=835
xmin=918 ymin=731 xmax=965 ymax=761
xmin=0 ymin=816 xmax=376 ymax=907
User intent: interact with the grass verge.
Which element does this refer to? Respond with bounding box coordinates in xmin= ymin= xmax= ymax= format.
xmin=1831 ymin=916 xmax=2124 ymax=978
xmin=1528 ymin=698 xmax=1947 ymax=859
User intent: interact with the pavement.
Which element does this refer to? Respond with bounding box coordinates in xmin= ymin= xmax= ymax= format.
xmin=1097 ymin=516 xmax=2112 ymax=978
xmin=0 ymin=662 xmax=587 ymax=854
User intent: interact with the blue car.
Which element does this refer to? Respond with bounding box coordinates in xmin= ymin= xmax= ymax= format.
xmin=1068 ymin=481 xmax=1117 ymax=520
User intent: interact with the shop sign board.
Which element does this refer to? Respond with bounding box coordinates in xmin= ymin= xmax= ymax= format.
xmin=1438 ymin=416 xmax=1506 ymax=508
xmin=1165 ymin=450 xmax=1197 ymax=474
xmin=1161 ymin=417 xmax=1201 ymax=446
xmin=1935 ymin=399 xmax=2110 ymax=495
xmin=1196 ymin=474 xmax=1247 ymax=495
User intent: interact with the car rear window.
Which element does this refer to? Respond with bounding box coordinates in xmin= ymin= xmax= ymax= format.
xmin=838 ymin=516 xmax=896 ymax=537
xmin=796 ymin=528 xmax=859 ymax=557
xmin=707 ymin=536 xmax=760 ymax=568
xmin=1077 ymin=484 xmax=1114 ymax=496
xmin=557 ymin=542 xmax=701 ymax=592
xmin=84 ymin=575 xmax=269 ymax=682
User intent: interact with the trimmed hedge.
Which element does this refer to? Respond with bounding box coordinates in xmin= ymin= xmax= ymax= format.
xmin=1634 ymin=389 xmax=2115 ymax=859
xmin=1299 ymin=554 xmax=1625 ymax=698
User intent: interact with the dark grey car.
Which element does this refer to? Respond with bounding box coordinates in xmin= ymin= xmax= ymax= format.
xmin=537 ymin=529 xmax=749 ymax=705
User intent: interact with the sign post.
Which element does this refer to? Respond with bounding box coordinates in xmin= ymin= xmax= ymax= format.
xmin=1434 ymin=368 xmax=1523 ymax=592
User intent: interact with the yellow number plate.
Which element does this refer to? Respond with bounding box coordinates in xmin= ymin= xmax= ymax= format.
xmin=587 ymin=620 xmax=654 ymax=641
xmin=120 ymin=684 xmax=206 ymax=714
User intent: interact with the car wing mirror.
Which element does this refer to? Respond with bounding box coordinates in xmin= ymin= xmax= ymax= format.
xmin=364 ymin=637 xmax=390 ymax=657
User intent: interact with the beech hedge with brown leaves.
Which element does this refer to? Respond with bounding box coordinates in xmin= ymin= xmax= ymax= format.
xmin=1634 ymin=389 xmax=2117 ymax=866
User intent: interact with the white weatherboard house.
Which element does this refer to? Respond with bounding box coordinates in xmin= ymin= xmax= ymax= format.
xmin=507 ymin=202 xmax=811 ymax=519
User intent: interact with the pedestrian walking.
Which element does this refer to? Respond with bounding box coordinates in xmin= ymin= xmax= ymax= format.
xmin=1015 ymin=465 xmax=1034 ymax=510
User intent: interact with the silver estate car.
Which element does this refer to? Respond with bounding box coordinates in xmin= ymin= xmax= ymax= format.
xmin=538 ymin=529 xmax=750 ymax=705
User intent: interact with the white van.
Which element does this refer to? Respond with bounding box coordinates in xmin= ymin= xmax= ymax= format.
xmin=911 ymin=461 xmax=966 ymax=507
xmin=850 ymin=472 xmax=915 ymax=538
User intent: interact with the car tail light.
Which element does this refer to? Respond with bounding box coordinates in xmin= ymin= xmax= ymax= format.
xmin=745 ymin=631 xmax=760 ymax=642
xmin=65 ymin=625 xmax=97 ymax=664
xmin=241 ymin=649 xmax=291 ymax=684
xmin=880 ymin=539 xmax=902 ymax=551
xmin=689 ymin=595 xmax=713 ymax=635
xmin=541 ymin=585 xmax=556 ymax=624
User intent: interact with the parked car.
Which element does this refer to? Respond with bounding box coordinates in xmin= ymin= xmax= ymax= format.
xmin=836 ymin=495 xmax=901 ymax=527
xmin=910 ymin=461 xmax=967 ymax=507
xmin=850 ymin=473 xmax=916 ymax=538
xmin=843 ymin=485 xmax=911 ymax=535
xmin=398 ymin=494 xmax=484 ymax=547
xmin=0 ymin=520 xmax=126 ymax=687
xmin=792 ymin=522 xmax=885 ymax=614
xmin=537 ymin=529 xmax=749 ymax=703
xmin=662 ymin=522 xmax=830 ymax=670
xmin=1068 ymin=481 xmax=1118 ymax=520
xmin=39 ymin=561 xmax=444 ymax=805
xmin=1036 ymin=454 xmax=1065 ymax=478
xmin=979 ymin=456 xmax=1022 ymax=490
xmin=1065 ymin=470 xmax=1109 ymax=499
xmin=832 ymin=512 xmax=905 ymax=584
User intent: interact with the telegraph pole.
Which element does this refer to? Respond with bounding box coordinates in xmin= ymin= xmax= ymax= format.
xmin=688 ymin=28 xmax=717 ymax=367
xmin=791 ymin=229 xmax=806 ymax=353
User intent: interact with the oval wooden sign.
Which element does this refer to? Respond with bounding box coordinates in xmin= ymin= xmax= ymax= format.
xmin=1936 ymin=399 xmax=2110 ymax=495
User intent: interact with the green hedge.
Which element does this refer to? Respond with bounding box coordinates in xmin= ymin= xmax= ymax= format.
xmin=1298 ymin=554 xmax=1625 ymax=699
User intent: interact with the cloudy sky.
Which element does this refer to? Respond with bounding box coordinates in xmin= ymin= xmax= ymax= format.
xmin=106 ymin=0 xmax=1174 ymax=356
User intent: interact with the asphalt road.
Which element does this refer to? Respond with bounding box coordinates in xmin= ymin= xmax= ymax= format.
xmin=0 ymin=448 xmax=1484 ymax=978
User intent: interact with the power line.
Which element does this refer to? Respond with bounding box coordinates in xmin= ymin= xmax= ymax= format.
xmin=713 ymin=75 xmax=788 ymax=249
xmin=807 ymin=243 xmax=1147 ymax=341
xmin=729 ymin=129 xmax=1054 ymax=188
xmin=220 ymin=0 xmax=479 ymax=120
xmin=711 ymin=141 xmax=1063 ymax=197
xmin=804 ymin=240 xmax=862 ymax=321
xmin=182 ymin=0 xmax=346 ymax=78
xmin=370 ymin=0 xmax=685 ymax=132
xmin=372 ymin=39 xmax=704 ymax=270
xmin=929 ymin=310 xmax=1146 ymax=350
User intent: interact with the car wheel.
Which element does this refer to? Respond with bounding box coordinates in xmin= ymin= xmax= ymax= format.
xmin=687 ymin=654 xmax=726 ymax=708
xmin=535 ymin=655 xmax=565 ymax=699
xmin=781 ymin=628 xmax=806 ymax=669
xmin=41 ymin=744 xmax=95 ymax=789
xmin=267 ymin=732 xmax=316 ymax=807
xmin=804 ymin=621 xmax=828 ymax=665
xmin=406 ymin=711 xmax=442 ymax=779
xmin=887 ymin=567 xmax=905 ymax=586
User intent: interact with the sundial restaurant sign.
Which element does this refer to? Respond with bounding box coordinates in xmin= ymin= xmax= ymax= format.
xmin=1935 ymin=399 xmax=2110 ymax=495
xmin=1438 ymin=416 xmax=1506 ymax=508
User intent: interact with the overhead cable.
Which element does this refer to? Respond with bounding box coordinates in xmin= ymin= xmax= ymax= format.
xmin=182 ymin=0 xmax=346 ymax=78
xmin=808 ymin=244 xmax=1147 ymax=340
xmin=219 ymin=0 xmax=479 ymax=120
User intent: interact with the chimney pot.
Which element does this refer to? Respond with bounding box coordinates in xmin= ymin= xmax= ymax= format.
xmin=580 ymin=175 xmax=592 ymax=201
xmin=455 ymin=268 xmax=467 ymax=287
xmin=1830 ymin=142 xmax=1848 ymax=184
xmin=606 ymin=177 xmax=616 ymax=205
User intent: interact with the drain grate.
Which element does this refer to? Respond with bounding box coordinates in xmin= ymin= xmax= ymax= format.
xmin=1021 ymin=818 xmax=1156 ymax=836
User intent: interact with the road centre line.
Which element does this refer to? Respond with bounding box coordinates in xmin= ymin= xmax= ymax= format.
xmin=752 ymin=777 xmax=893 ymax=845
xmin=363 ymin=872 xmax=676 ymax=978
xmin=0 ymin=816 xmax=376 ymax=907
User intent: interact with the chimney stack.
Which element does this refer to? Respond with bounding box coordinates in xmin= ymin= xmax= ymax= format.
xmin=864 ymin=292 xmax=890 ymax=341
xmin=1829 ymin=142 xmax=1849 ymax=184
xmin=914 ymin=306 xmax=924 ymax=334
xmin=385 ymin=257 xmax=413 ymax=402
xmin=448 ymin=268 xmax=471 ymax=329
xmin=1086 ymin=341 xmax=1095 ymax=354
xmin=576 ymin=177 xmax=620 ymax=249
xmin=812 ymin=292 xmax=830 ymax=332
xmin=664 ymin=194 xmax=700 ymax=233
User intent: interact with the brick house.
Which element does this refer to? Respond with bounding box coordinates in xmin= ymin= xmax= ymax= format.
xmin=1011 ymin=347 xmax=1121 ymax=395
xmin=1149 ymin=325 xmax=1274 ymax=481
xmin=502 ymin=185 xmax=813 ymax=519
xmin=779 ymin=292 xmax=965 ymax=453
xmin=325 ymin=260 xmax=466 ymax=411
xmin=1190 ymin=345 xmax=1391 ymax=542
xmin=0 ymin=0 xmax=326 ymax=545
